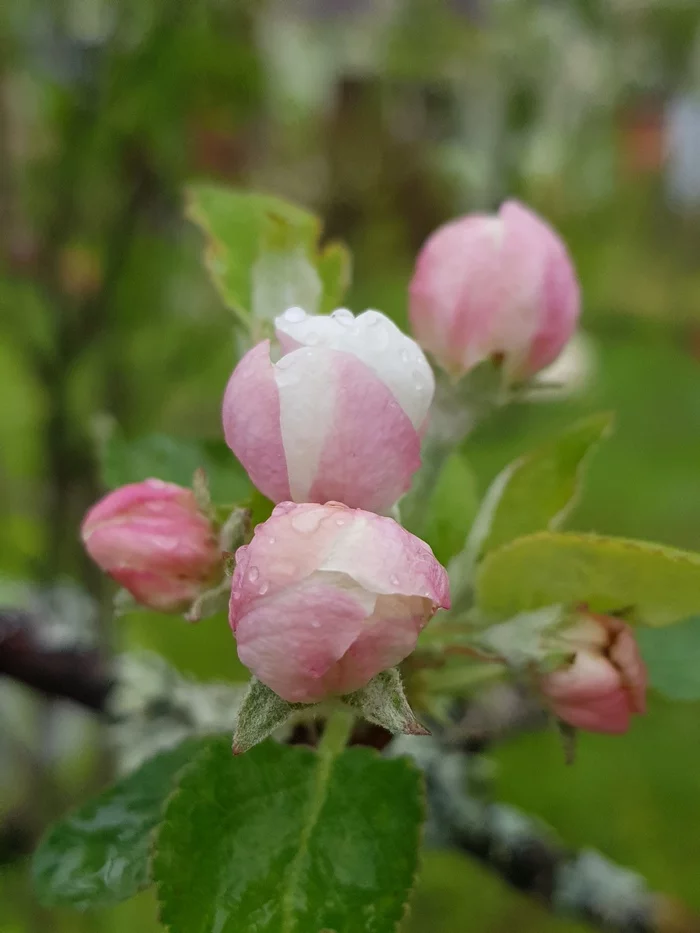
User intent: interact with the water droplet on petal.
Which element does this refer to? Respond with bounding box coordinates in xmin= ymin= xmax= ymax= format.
xmin=291 ymin=509 xmax=323 ymax=534
xmin=232 ymin=591 xmax=241 ymax=601
xmin=331 ymin=308 xmax=354 ymax=325
xmin=311 ymin=620 xmax=321 ymax=628
xmin=305 ymin=330 xmax=320 ymax=346
xmin=247 ymin=566 xmax=259 ymax=583
xmin=400 ymin=348 xmax=411 ymax=363
xmin=268 ymin=536 xmax=276 ymax=545
xmin=365 ymin=311 xmax=380 ymax=326
xmin=390 ymin=574 xmax=400 ymax=587
xmin=283 ymin=307 xmax=306 ymax=323
xmin=276 ymin=354 xmax=295 ymax=370
xmin=335 ymin=517 xmax=346 ymax=526
xmin=258 ymin=582 xmax=269 ymax=595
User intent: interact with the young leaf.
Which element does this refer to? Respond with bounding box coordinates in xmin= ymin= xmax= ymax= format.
xmin=637 ymin=616 xmax=700 ymax=700
xmin=185 ymin=184 xmax=350 ymax=320
xmin=251 ymin=212 xmax=322 ymax=322
xmin=32 ymin=739 xmax=208 ymax=909
xmin=154 ymin=738 xmax=423 ymax=933
xmin=186 ymin=185 xmax=320 ymax=320
xmin=232 ymin=678 xmax=299 ymax=754
xmin=342 ymin=668 xmax=430 ymax=735
xmin=467 ymin=412 xmax=613 ymax=564
xmin=423 ymin=452 xmax=479 ymax=565
xmin=476 ymin=532 xmax=700 ymax=627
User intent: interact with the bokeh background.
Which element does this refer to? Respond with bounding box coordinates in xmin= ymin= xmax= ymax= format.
xmin=2 ymin=0 xmax=700 ymax=930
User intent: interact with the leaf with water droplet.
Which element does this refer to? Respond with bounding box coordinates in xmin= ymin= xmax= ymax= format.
xmin=154 ymin=738 xmax=423 ymax=933
xmin=32 ymin=738 xmax=210 ymax=909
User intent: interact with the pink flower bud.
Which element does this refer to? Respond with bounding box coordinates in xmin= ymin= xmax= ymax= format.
xmin=409 ymin=200 xmax=580 ymax=382
xmin=81 ymin=479 xmax=222 ymax=613
xmin=539 ymin=614 xmax=647 ymax=734
xmin=222 ymin=308 xmax=434 ymax=514
xmin=230 ymin=501 xmax=450 ymax=703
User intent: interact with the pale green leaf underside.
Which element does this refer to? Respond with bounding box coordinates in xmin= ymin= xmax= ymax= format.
xmin=476 ymin=532 xmax=700 ymax=627
xmin=154 ymin=738 xmax=423 ymax=933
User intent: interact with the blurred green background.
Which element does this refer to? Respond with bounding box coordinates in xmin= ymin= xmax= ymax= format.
xmin=2 ymin=0 xmax=700 ymax=930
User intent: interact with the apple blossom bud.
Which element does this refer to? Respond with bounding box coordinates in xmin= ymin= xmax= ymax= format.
xmin=81 ymin=479 xmax=222 ymax=613
xmin=222 ymin=308 xmax=434 ymax=514
xmin=540 ymin=614 xmax=647 ymax=734
xmin=230 ymin=501 xmax=450 ymax=704
xmin=409 ymin=200 xmax=580 ymax=382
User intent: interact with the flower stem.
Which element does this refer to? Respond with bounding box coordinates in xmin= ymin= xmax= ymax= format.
xmin=318 ymin=708 xmax=354 ymax=759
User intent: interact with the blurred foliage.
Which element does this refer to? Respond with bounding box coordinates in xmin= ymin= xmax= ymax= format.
xmin=3 ymin=0 xmax=700 ymax=931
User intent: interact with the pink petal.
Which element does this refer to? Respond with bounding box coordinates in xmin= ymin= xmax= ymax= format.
xmin=221 ymin=341 xmax=291 ymax=503
xmin=318 ymin=510 xmax=451 ymax=608
xmin=109 ymin=570 xmax=202 ymax=613
xmin=235 ymin=570 xmax=374 ymax=703
xmin=331 ymin=594 xmax=431 ymax=695
xmin=610 ymin=626 xmax=648 ymax=715
xmin=82 ymin=479 xmax=192 ymax=530
xmin=306 ymin=350 xmax=421 ymax=513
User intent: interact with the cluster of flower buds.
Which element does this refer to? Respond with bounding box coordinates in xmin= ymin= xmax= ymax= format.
xmin=81 ymin=198 xmax=646 ymax=732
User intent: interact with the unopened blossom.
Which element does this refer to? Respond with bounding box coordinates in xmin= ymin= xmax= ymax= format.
xmin=222 ymin=308 xmax=434 ymax=514
xmin=230 ymin=501 xmax=450 ymax=704
xmin=81 ymin=479 xmax=222 ymax=613
xmin=409 ymin=200 xmax=580 ymax=382
xmin=540 ymin=613 xmax=647 ymax=734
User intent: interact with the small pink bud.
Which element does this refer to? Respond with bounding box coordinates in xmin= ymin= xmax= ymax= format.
xmin=540 ymin=614 xmax=647 ymax=734
xmin=81 ymin=479 xmax=222 ymax=613
xmin=222 ymin=308 xmax=434 ymax=514
xmin=409 ymin=200 xmax=580 ymax=382
xmin=230 ymin=501 xmax=450 ymax=704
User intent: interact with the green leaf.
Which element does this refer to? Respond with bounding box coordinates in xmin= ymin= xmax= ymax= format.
xmin=476 ymin=532 xmax=700 ymax=627
xmin=186 ymin=184 xmax=350 ymax=320
xmin=232 ymin=678 xmax=298 ymax=754
xmin=32 ymin=739 xmax=207 ymax=909
xmin=637 ymin=616 xmax=700 ymax=700
xmin=97 ymin=426 xmax=250 ymax=504
xmin=154 ymin=738 xmax=423 ymax=933
xmin=467 ymin=413 xmax=613 ymax=563
xmin=424 ymin=452 xmax=479 ymax=566
xmin=342 ymin=668 xmax=430 ymax=736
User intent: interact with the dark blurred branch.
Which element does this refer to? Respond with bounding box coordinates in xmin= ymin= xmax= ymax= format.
xmin=0 ymin=609 xmax=111 ymax=711
xmin=396 ymin=732 xmax=700 ymax=933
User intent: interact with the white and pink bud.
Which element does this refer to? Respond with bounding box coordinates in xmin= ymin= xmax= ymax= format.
xmin=409 ymin=200 xmax=580 ymax=383
xmin=222 ymin=308 xmax=434 ymax=515
xmin=81 ymin=479 xmax=222 ymax=613
xmin=230 ymin=501 xmax=450 ymax=704
xmin=540 ymin=613 xmax=647 ymax=734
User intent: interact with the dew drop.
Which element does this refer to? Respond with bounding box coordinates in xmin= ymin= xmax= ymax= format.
xmin=283 ymin=307 xmax=306 ymax=323
xmin=335 ymin=517 xmax=346 ymax=526
xmin=305 ymin=330 xmax=320 ymax=346
xmin=400 ymin=348 xmax=411 ymax=364
xmin=247 ymin=566 xmax=260 ymax=583
xmin=311 ymin=620 xmax=321 ymax=628
xmin=365 ymin=311 xmax=380 ymax=326
xmin=258 ymin=582 xmax=270 ymax=595
xmin=276 ymin=354 xmax=295 ymax=370
xmin=268 ymin=536 xmax=276 ymax=545
xmin=232 ymin=591 xmax=241 ymax=601
xmin=331 ymin=308 xmax=354 ymax=325
xmin=390 ymin=574 xmax=400 ymax=586
xmin=291 ymin=509 xmax=323 ymax=534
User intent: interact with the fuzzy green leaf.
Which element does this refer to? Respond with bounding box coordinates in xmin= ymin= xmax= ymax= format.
xmin=154 ymin=738 xmax=423 ymax=933
xmin=232 ymin=678 xmax=298 ymax=754
xmin=32 ymin=739 xmax=206 ymax=908
xmin=476 ymin=532 xmax=700 ymax=627
xmin=186 ymin=185 xmax=350 ymax=320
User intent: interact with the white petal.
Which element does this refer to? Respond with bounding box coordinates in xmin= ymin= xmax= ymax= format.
xmin=275 ymin=308 xmax=434 ymax=430
xmin=273 ymin=347 xmax=337 ymax=501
